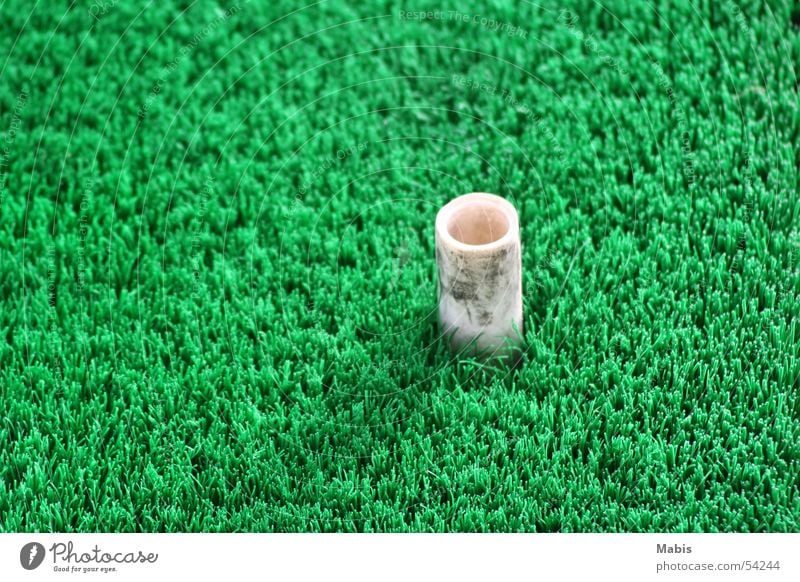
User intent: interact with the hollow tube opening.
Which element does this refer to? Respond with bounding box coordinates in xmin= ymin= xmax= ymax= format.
xmin=446 ymin=202 xmax=510 ymax=246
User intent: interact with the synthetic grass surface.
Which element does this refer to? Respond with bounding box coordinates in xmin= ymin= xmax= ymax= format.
xmin=0 ymin=0 xmax=799 ymax=532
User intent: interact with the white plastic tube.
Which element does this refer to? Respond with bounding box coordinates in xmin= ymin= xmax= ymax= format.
xmin=435 ymin=193 xmax=523 ymax=358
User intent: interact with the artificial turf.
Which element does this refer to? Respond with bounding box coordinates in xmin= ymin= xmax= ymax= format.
xmin=0 ymin=0 xmax=799 ymax=532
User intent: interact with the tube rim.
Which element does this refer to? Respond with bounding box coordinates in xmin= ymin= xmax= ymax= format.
xmin=435 ymin=192 xmax=519 ymax=254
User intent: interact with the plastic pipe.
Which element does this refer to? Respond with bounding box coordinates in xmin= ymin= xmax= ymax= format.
xmin=435 ymin=193 xmax=523 ymax=359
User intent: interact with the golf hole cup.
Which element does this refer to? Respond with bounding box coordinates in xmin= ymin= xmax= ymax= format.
xmin=435 ymin=193 xmax=523 ymax=359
